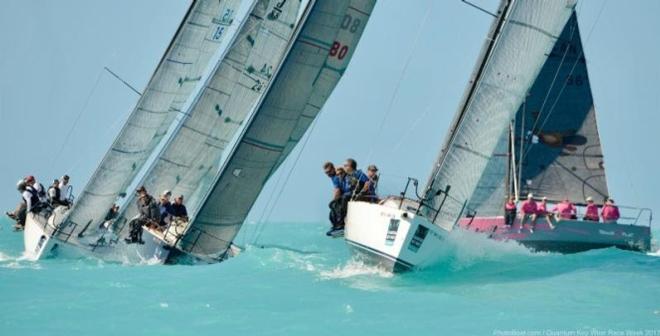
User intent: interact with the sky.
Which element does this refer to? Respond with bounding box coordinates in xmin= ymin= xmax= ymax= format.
xmin=0 ymin=0 xmax=659 ymax=225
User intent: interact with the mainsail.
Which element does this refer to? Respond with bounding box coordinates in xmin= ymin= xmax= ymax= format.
xmin=179 ymin=0 xmax=377 ymax=258
xmin=468 ymin=12 xmax=608 ymax=216
xmin=61 ymin=0 xmax=252 ymax=237
xmin=115 ymin=0 xmax=302 ymax=235
xmin=424 ymin=0 xmax=576 ymax=230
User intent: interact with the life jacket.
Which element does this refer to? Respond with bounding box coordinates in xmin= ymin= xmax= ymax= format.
xmin=25 ymin=186 xmax=42 ymax=211
xmin=48 ymin=186 xmax=61 ymax=204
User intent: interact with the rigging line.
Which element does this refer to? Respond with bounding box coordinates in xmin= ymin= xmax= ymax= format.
xmin=252 ymin=114 xmax=322 ymax=245
xmin=103 ymin=67 xmax=142 ymax=96
xmin=525 ymin=25 xmax=576 ymax=135
xmin=244 ymin=158 xmax=288 ymax=246
xmin=51 ymin=68 xmax=105 ymax=168
xmin=390 ymin=95 xmax=435 ymax=153
xmin=523 ymin=0 xmax=608 ymax=159
xmin=365 ymin=0 xmax=434 ymax=162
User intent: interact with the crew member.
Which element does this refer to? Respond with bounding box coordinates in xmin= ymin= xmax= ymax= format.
xmin=343 ymin=158 xmax=369 ymax=199
xmin=520 ymin=193 xmax=538 ymax=232
xmin=323 ymin=162 xmax=345 ymax=236
xmin=504 ymin=196 xmax=517 ymax=226
xmin=553 ymin=198 xmax=577 ymax=220
xmin=58 ymin=175 xmax=72 ymax=206
xmin=125 ymin=186 xmax=159 ymax=244
xmin=6 ymin=179 xmax=27 ymax=230
xmin=48 ymin=179 xmax=64 ymax=207
xmin=356 ymin=164 xmax=379 ymax=202
xmin=583 ymin=197 xmax=599 ymax=222
xmin=601 ymin=198 xmax=620 ymax=223
xmin=170 ymin=195 xmax=188 ymax=221
xmin=536 ymin=197 xmax=554 ymax=229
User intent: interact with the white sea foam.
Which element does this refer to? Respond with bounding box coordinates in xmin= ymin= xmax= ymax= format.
xmin=319 ymin=258 xmax=393 ymax=280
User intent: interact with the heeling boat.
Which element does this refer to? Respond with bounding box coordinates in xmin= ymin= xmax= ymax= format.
xmin=106 ymin=0 xmax=307 ymax=263
xmin=23 ymin=0 xmax=257 ymax=261
xmin=458 ymin=12 xmax=652 ymax=253
xmin=169 ymin=0 xmax=377 ymax=263
xmin=344 ymin=0 xmax=577 ymax=272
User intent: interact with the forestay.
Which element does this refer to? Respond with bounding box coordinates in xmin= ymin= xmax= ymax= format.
xmin=61 ymin=0 xmax=250 ymax=238
xmin=180 ymin=0 xmax=377 ymax=259
xmin=424 ymin=0 xmax=576 ymax=230
xmin=516 ymin=12 xmax=608 ymax=203
xmin=116 ymin=0 xmax=302 ymax=237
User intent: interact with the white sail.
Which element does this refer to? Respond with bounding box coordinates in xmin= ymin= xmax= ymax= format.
xmin=61 ymin=0 xmax=251 ymax=237
xmin=424 ymin=0 xmax=576 ymax=230
xmin=179 ymin=0 xmax=377 ymax=259
xmin=115 ymin=0 xmax=302 ymax=238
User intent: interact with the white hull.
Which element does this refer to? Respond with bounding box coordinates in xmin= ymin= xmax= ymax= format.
xmin=344 ymin=199 xmax=449 ymax=272
xmin=78 ymin=223 xmax=176 ymax=264
xmin=23 ymin=206 xmax=69 ymax=261
xmin=24 ymin=209 xmax=172 ymax=264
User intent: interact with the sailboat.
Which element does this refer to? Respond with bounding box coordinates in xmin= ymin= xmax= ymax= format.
xmin=24 ymin=0 xmax=376 ymax=264
xmin=457 ymin=12 xmax=652 ymax=253
xmin=24 ymin=0 xmax=256 ymax=261
xmin=344 ymin=0 xmax=580 ymax=272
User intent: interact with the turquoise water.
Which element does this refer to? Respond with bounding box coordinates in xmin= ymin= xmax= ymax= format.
xmin=1 ymin=218 xmax=659 ymax=335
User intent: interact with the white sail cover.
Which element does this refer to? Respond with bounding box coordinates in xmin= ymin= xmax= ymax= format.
xmin=62 ymin=0 xmax=250 ymax=236
xmin=180 ymin=0 xmax=377 ymax=258
xmin=424 ymin=0 xmax=576 ymax=230
xmin=116 ymin=0 xmax=302 ymax=234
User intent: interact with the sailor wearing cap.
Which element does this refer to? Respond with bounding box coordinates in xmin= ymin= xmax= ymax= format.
xmin=583 ymin=196 xmax=599 ymax=222
xmin=520 ymin=193 xmax=538 ymax=232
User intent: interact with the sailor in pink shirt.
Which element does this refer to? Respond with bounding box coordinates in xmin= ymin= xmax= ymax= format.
xmin=601 ymin=198 xmax=620 ymax=223
xmin=553 ymin=198 xmax=576 ymax=220
xmin=536 ymin=197 xmax=554 ymax=229
xmin=583 ymin=196 xmax=599 ymax=222
xmin=520 ymin=193 xmax=537 ymax=232
xmin=504 ymin=196 xmax=517 ymax=226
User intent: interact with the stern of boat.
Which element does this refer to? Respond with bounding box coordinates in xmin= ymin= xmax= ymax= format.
xmin=344 ymin=199 xmax=448 ymax=272
xmin=23 ymin=206 xmax=69 ymax=261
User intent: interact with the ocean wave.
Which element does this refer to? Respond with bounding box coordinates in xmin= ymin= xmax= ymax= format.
xmin=319 ymin=257 xmax=394 ymax=280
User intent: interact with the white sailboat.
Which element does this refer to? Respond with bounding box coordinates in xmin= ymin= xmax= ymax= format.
xmin=24 ymin=0 xmax=255 ymax=261
xmin=24 ymin=0 xmax=377 ymax=264
xmin=344 ymin=0 xmax=578 ymax=272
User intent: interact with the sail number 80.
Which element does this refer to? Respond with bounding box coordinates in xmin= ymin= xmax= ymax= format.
xmin=329 ymin=41 xmax=349 ymax=60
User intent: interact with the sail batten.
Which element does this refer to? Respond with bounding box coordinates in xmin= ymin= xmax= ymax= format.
xmin=424 ymin=0 xmax=576 ymax=229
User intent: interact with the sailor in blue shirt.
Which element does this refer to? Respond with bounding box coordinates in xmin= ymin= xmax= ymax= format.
xmin=343 ymin=158 xmax=369 ymax=198
xmin=323 ymin=162 xmax=347 ymax=236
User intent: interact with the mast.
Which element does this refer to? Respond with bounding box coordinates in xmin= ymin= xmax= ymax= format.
xmin=509 ymin=121 xmax=519 ymax=201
